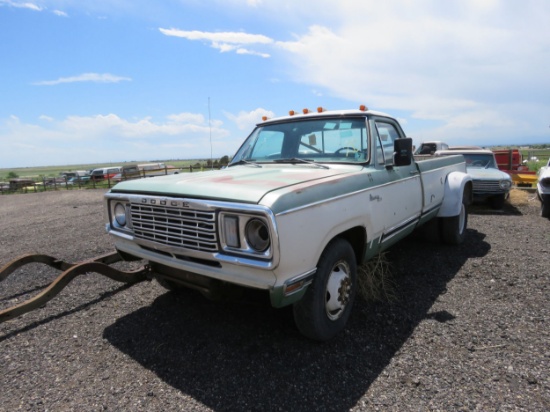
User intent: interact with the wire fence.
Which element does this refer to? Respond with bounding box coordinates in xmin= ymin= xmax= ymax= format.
xmin=1 ymin=165 xmax=221 ymax=195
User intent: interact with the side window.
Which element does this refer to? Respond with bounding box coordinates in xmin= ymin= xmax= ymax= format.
xmin=371 ymin=125 xmax=385 ymax=165
xmin=374 ymin=121 xmax=401 ymax=165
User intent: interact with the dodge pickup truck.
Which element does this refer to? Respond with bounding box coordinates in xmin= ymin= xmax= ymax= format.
xmin=104 ymin=106 xmax=472 ymax=341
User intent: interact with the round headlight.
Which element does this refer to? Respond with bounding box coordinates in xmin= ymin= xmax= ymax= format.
xmin=245 ymin=219 xmax=270 ymax=252
xmin=114 ymin=202 xmax=127 ymax=226
xmin=500 ymin=180 xmax=512 ymax=190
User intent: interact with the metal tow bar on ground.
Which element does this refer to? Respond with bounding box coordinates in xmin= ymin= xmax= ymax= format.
xmin=0 ymin=251 xmax=151 ymax=324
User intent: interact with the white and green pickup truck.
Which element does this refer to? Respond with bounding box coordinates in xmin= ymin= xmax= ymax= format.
xmin=104 ymin=107 xmax=472 ymax=341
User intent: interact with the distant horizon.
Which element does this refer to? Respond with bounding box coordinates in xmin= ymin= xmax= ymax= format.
xmin=2 ymin=142 xmax=550 ymax=172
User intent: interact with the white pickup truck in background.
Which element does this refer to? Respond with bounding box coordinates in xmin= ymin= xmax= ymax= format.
xmin=537 ymin=158 xmax=550 ymax=219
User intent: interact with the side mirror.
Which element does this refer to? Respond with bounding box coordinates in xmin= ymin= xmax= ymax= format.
xmin=394 ymin=138 xmax=413 ymax=167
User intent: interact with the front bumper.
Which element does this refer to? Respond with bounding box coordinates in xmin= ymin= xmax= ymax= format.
xmin=109 ymin=230 xmax=313 ymax=308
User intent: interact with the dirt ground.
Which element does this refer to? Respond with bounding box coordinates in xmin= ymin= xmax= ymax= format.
xmin=0 ymin=188 xmax=548 ymax=411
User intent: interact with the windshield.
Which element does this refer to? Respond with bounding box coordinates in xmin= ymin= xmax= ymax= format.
xmin=463 ymin=154 xmax=497 ymax=168
xmin=230 ymin=117 xmax=369 ymax=165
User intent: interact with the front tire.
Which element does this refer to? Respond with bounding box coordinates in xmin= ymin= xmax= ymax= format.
xmin=541 ymin=194 xmax=550 ymax=219
xmin=293 ymin=238 xmax=357 ymax=341
xmin=441 ymin=198 xmax=468 ymax=245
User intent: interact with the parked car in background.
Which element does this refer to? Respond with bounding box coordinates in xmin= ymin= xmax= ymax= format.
xmin=537 ymin=158 xmax=550 ymax=219
xmin=414 ymin=141 xmax=449 ymax=155
xmin=436 ymin=149 xmax=512 ymax=209
xmin=9 ymin=178 xmax=36 ymax=190
xmin=67 ymin=176 xmax=91 ymax=185
xmin=90 ymin=167 xmax=122 ymax=181
xmin=44 ymin=177 xmax=66 ymax=186
xmin=61 ymin=170 xmax=89 ymax=180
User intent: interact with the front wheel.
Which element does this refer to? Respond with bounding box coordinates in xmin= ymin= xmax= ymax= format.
xmin=441 ymin=199 xmax=468 ymax=245
xmin=541 ymin=194 xmax=550 ymax=219
xmin=293 ymin=238 xmax=357 ymax=341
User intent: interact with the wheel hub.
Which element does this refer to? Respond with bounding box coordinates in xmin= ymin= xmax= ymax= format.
xmin=325 ymin=262 xmax=352 ymax=320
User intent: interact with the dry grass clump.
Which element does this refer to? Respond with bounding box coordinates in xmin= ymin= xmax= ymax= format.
xmin=357 ymin=252 xmax=396 ymax=302
xmin=508 ymin=188 xmax=531 ymax=206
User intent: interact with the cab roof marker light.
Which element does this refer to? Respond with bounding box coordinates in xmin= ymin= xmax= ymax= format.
xmin=359 ymin=104 xmax=368 ymax=111
xmin=303 ymin=108 xmax=310 ymax=114
xmin=317 ymin=107 xmax=325 ymax=113
xmin=289 ymin=110 xmax=296 ymax=116
xmin=262 ymin=116 xmax=269 ymax=121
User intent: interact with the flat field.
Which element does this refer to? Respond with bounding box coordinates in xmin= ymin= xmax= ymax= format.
xmin=0 ymin=159 xmax=208 ymax=180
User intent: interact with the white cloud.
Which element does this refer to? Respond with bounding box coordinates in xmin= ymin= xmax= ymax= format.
xmin=0 ymin=0 xmax=42 ymax=11
xmin=224 ymin=108 xmax=275 ymax=130
xmin=0 ymin=112 xmax=236 ymax=167
xmin=59 ymin=113 xmax=218 ymax=138
xmin=53 ymin=9 xmax=68 ymax=17
xmin=159 ymin=28 xmax=273 ymax=57
xmin=33 ymin=73 xmax=132 ymax=86
xmin=236 ymin=48 xmax=270 ymax=58
xmin=159 ymin=29 xmax=272 ymax=44
xmin=265 ymin=1 xmax=550 ymax=143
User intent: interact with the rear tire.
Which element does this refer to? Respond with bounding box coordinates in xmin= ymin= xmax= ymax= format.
xmin=441 ymin=199 xmax=468 ymax=245
xmin=293 ymin=238 xmax=357 ymax=341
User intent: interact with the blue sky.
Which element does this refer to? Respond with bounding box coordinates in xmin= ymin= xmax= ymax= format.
xmin=1 ymin=0 xmax=549 ymax=168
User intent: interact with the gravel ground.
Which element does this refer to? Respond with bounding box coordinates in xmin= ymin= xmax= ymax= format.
xmin=0 ymin=189 xmax=548 ymax=412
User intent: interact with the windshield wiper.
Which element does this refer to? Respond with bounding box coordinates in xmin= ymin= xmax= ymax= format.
xmin=228 ymin=159 xmax=262 ymax=168
xmin=273 ymin=158 xmax=330 ymax=169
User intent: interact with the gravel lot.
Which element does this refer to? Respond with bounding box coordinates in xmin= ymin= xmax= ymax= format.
xmin=1 ymin=189 xmax=548 ymax=411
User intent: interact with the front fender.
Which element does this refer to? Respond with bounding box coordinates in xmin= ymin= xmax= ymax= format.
xmin=437 ymin=171 xmax=472 ymax=217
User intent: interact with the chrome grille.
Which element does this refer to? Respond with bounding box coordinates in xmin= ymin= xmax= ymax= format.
xmin=473 ymin=180 xmax=503 ymax=193
xmin=130 ymin=204 xmax=218 ymax=252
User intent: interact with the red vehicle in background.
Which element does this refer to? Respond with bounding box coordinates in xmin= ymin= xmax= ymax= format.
xmin=492 ymin=149 xmax=537 ymax=187
xmin=90 ymin=166 xmax=122 ymax=182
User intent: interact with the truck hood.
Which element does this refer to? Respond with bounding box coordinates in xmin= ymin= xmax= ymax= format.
xmin=110 ymin=165 xmax=356 ymax=203
xmin=466 ymin=167 xmax=511 ymax=181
